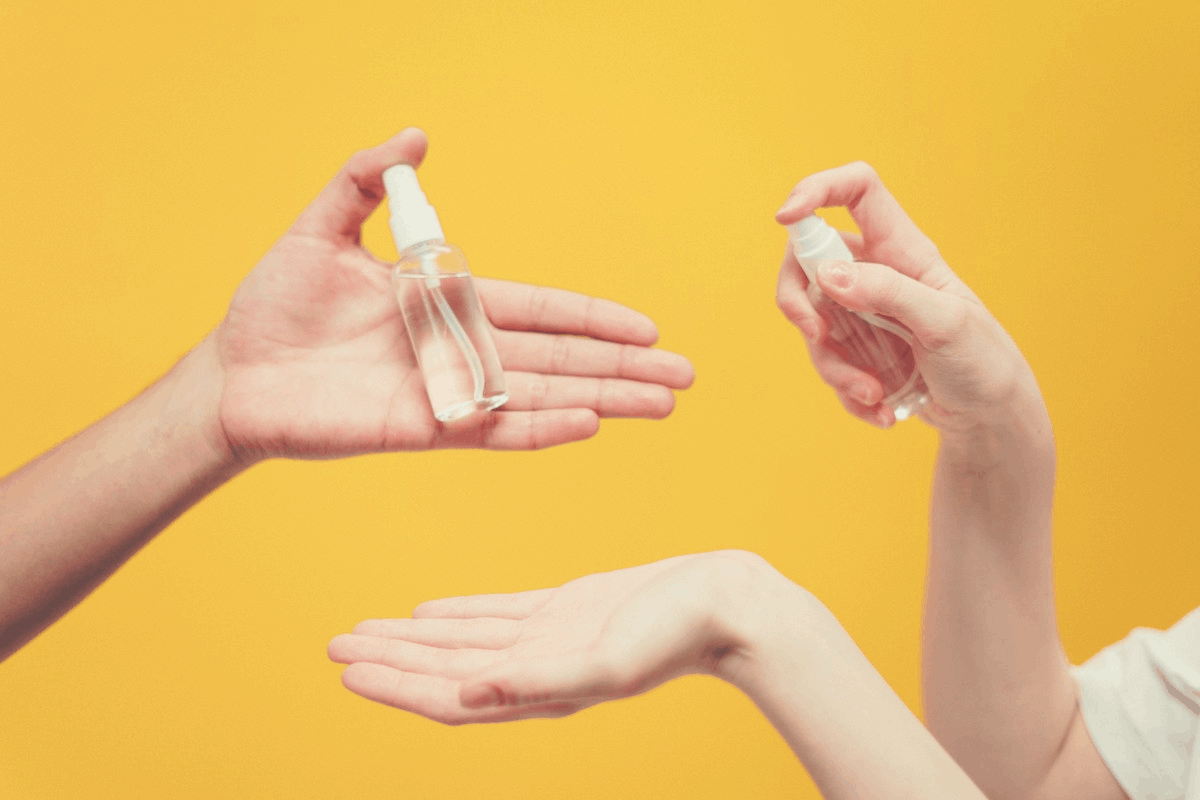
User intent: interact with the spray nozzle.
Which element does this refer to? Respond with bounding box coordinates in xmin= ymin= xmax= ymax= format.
xmin=383 ymin=164 xmax=445 ymax=251
xmin=786 ymin=214 xmax=835 ymax=251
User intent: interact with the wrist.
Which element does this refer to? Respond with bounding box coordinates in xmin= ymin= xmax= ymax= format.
xmin=937 ymin=378 xmax=1055 ymax=474
xmin=148 ymin=332 xmax=247 ymax=480
xmin=696 ymin=552 xmax=824 ymax=691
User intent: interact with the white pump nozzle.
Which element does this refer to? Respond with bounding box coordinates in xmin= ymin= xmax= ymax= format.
xmin=786 ymin=214 xmax=855 ymax=282
xmin=383 ymin=164 xmax=445 ymax=251
xmin=787 ymin=215 xmax=828 ymax=241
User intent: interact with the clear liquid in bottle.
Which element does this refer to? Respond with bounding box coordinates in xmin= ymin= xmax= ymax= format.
xmin=789 ymin=214 xmax=930 ymax=420
xmin=394 ymin=243 xmax=507 ymax=422
xmin=804 ymin=281 xmax=929 ymax=419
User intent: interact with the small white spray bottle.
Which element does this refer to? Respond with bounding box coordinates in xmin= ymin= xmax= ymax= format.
xmin=384 ymin=165 xmax=508 ymax=422
xmin=787 ymin=215 xmax=929 ymax=420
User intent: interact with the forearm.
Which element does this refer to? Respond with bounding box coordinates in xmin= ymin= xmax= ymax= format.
xmin=921 ymin=383 xmax=1074 ymax=799
xmin=717 ymin=568 xmax=987 ymax=800
xmin=0 ymin=333 xmax=242 ymax=660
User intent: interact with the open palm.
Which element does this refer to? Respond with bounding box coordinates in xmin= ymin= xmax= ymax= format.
xmin=214 ymin=129 xmax=693 ymax=462
xmin=327 ymin=552 xmax=757 ymax=724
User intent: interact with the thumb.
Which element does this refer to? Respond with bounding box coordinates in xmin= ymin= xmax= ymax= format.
xmin=815 ymin=259 xmax=965 ymax=352
xmin=460 ymin=649 xmax=624 ymax=709
xmin=289 ymin=127 xmax=429 ymax=243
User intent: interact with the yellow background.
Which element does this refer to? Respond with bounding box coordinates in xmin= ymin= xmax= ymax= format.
xmin=2 ymin=0 xmax=1198 ymax=797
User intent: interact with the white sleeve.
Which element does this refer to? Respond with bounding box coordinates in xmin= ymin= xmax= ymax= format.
xmin=1071 ymin=608 xmax=1200 ymax=800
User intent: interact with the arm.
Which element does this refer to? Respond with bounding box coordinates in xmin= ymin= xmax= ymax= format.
xmin=0 ymin=336 xmax=237 ymax=660
xmin=329 ymin=551 xmax=988 ymax=800
xmin=774 ymin=163 xmax=1123 ymax=800
xmin=0 ymin=127 xmax=694 ymax=662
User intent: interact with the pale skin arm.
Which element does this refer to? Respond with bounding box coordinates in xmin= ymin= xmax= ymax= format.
xmin=0 ymin=128 xmax=694 ymax=662
xmin=329 ymin=551 xmax=989 ymax=800
xmin=774 ymin=163 xmax=1124 ymax=800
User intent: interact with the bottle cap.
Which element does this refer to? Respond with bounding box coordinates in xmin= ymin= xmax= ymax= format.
xmin=786 ymin=214 xmax=854 ymax=280
xmin=786 ymin=215 xmax=828 ymax=242
xmin=383 ymin=164 xmax=445 ymax=251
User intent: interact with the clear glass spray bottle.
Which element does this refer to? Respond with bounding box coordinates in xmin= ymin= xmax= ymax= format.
xmin=787 ymin=215 xmax=929 ymax=420
xmin=383 ymin=165 xmax=508 ymax=422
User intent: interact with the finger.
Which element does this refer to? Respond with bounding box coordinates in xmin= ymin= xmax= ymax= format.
xmin=776 ymin=243 xmax=827 ymax=343
xmin=350 ymin=617 xmax=522 ymax=650
xmin=414 ymin=589 xmax=554 ymax=620
xmin=339 ymin=663 xmax=583 ymax=725
xmin=775 ymin=162 xmax=944 ymax=279
xmin=493 ymin=331 xmax=695 ymax=389
xmin=459 ymin=649 xmax=618 ymax=709
xmin=430 ymin=408 xmax=600 ymax=450
xmin=814 ymin=260 xmax=967 ymax=353
xmin=328 ymin=635 xmax=502 ymax=678
xmin=503 ymin=373 xmax=677 ymax=418
xmin=477 ymin=279 xmax=659 ymax=346
xmin=290 ymin=128 xmax=429 ymax=242
xmin=809 ymin=343 xmax=886 ymax=408
xmin=834 ymin=386 xmax=895 ymax=430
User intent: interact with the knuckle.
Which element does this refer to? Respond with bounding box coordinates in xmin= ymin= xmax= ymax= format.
xmin=581 ymin=296 xmax=598 ymax=335
xmin=615 ymin=343 xmax=633 ymax=378
xmin=703 ymin=550 xmax=773 ymax=583
xmin=529 ymin=376 xmax=550 ymax=410
xmin=862 ymin=267 xmax=903 ymax=312
xmin=526 ymin=412 xmax=542 ymax=450
xmin=477 ymin=409 xmax=503 ymax=448
xmin=528 ymin=287 xmax=551 ymax=326
xmin=549 ymin=336 xmax=572 ymax=373
xmin=787 ymin=171 xmax=823 ymax=202
xmin=345 ymin=147 xmax=372 ymax=170
xmin=848 ymin=160 xmax=879 ymax=183
xmin=596 ymin=377 xmax=613 ymax=414
xmin=775 ymin=289 xmax=806 ymax=322
xmin=901 ymin=239 xmax=945 ymax=274
xmin=924 ymin=299 xmax=972 ymax=351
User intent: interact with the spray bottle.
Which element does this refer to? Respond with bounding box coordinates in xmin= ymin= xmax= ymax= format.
xmin=384 ymin=165 xmax=508 ymax=422
xmin=787 ymin=215 xmax=929 ymax=420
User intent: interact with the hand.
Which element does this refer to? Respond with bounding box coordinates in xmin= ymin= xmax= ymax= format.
xmin=327 ymin=554 xmax=991 ymax=800
xmin=774 ymin=162 xmax=1040 ymax=434
xmin=327 ymin=551 xmax=772 ymax=724
xmin=212 ymin=128 xmax=694 ymax=464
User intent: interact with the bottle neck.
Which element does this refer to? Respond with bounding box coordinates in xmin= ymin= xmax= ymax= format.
xmin=398 ymin=237 xmax=447 ymax=260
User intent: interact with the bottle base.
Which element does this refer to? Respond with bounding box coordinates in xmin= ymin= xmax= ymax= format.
xmin=886 ymin=387 xmax=930 ymax=421
xmin=434 ymin=393 xmax=510 ymax=423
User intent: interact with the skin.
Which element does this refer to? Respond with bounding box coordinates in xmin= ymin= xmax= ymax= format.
xmin=329 ymin=550 xmax=991 ymax=800
xmin=332 ymin=162 xmax=1130 ymax=799
xmin=774 ymin=162 xmax=1126 ymax=800
xmin=0 ymin=127 xmax=695 ymax=663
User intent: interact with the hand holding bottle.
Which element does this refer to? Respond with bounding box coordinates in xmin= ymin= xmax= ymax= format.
xmin=774 ymin=162 xmax=1042 ymax=436
xmin=0 ymin=128 xmax=696 ymax=662
xmin=215 ymin=128 xmax=694 ymax=463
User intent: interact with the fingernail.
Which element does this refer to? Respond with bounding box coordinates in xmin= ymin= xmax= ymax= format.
xmin=798 ymin=319 xmax=819 ymax=342
xmin=817 ymin=260 xmax=854 ymax=290
xmin=775 ymin=197 xmax=799 ymax=217
xmin=848 ymin=383 xmax=873 ymax=405
xmin=461 ymin=684 xmax=503 ymax=708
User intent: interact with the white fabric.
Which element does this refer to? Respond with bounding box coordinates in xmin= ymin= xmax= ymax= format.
xmin=1072 ymin=608 xmax=1200 ymax=800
